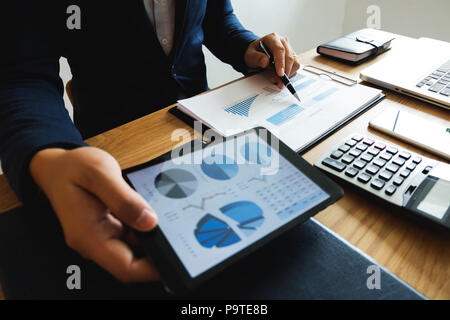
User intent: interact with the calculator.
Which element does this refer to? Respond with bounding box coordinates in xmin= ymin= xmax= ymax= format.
xmin=314 ymin=133 xmax=450 ymax=229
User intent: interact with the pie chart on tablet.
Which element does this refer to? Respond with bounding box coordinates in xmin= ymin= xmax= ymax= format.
xmin=201 ymin=155 xmax=238 ymax=181
xmin=194 ymin=214 xmax=241 ymax=248
xmin=154 ymin=169 xmax=198 ymax=199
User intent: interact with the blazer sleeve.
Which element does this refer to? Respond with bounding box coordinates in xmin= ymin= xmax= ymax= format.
xmin=202 ymin=0 xmax=259 ymax=74
xmin=0 ymin=2 xmax=86 ymax=204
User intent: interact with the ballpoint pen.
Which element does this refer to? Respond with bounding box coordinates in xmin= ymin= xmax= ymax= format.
xmin=259 ymin=41 xmax=301 ymax=103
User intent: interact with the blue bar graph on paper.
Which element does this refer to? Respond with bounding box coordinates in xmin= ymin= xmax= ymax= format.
xmin=225 ymin=94 xmax=259 ymax=117
xmin=266 ymin=104 xmax=304 ymax=126
xmin=294 ymin=79 xmax=316 ymax=91
xmin=313 ymin=87 xmax=339 ymax=101
xmin=290 ymin=73 xmax=305 ymax=83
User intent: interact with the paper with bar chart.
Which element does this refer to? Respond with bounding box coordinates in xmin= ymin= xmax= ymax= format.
xmin=178 ymin=68 xmax=382 ymax=151
xmin=126 ymin=131 xmax=329 ymax=277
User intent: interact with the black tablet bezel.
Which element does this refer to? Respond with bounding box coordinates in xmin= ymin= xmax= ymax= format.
xmin=122 ymin=127 xmax=344 ymax=294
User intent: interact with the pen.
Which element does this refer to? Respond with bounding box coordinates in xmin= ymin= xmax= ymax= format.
xmin=259 ymin=41 xmax=301 ymax=103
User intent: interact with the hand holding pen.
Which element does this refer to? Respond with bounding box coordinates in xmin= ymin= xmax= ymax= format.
xmin=258 ymin=41 xmax=301 ymax=102
xmin=244 ymin=33 xmax=301 ymax=101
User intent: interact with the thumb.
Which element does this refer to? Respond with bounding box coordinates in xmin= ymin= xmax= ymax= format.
xmin=85 ymin=170 xmax=158 ymax=231
xmin=246 ymin=50 xmax=270 ymax=69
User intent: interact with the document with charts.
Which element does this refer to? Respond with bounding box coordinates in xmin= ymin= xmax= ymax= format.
xmin=177 ymin=67 xmax=383 ymax=152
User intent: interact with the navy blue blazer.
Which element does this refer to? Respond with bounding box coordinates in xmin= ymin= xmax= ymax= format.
xmin=0 ymin=1 xmax=258 ymax=203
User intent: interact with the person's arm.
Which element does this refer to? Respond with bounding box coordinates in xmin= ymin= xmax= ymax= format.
xmin=0 ymin=2 xmax=158 ymax=283
xmin=202 ymin=0 xmax=300 ymax=88
xmin=0 ymin=3 xmax=86 ymax=203
xmin=202 ymin=0 xmax=259 ymax=74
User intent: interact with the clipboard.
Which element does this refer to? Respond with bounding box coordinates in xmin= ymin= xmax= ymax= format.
xmin=169 ymin=94 xmax=384 ymax=155
xmin=169 ymin=65 xmax=385 ymax=155
xmin=170 ymin=66 xmax=385 ymax=154
xmin=303 ymin=65 xmax=358 ymax=86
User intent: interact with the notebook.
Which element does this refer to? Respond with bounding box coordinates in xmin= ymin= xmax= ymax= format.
xmin=0 ymin=203 xmax=425 ymax=299
xmin=317 ymin=29 xmax=395 ymax=65
xmin=176 ymin=67 xmax=384 ymax=153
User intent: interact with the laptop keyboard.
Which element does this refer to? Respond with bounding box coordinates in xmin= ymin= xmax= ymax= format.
xmin=416 ymin=59 xmax=450 ymax=96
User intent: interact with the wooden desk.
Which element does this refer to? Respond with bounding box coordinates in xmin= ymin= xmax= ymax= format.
xmin=0 ymin=45 xmax=449 ymax=299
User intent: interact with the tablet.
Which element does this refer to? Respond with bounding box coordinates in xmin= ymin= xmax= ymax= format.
xmin=123 ymin=127 xmax=343 ymax=293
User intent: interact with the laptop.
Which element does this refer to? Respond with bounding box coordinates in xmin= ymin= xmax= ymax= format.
xmin=360 ymin=37 xmax=450 ymax=110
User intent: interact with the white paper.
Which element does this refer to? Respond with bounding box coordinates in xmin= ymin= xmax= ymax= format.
xmin=178 ymin=68 xmax=382 ymax=151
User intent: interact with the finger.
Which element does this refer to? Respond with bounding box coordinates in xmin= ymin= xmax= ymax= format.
xmin=247 ymin=49 xmax=270 ymax=69
xmin=276 ymin=79 xmax=284 ymax=90
xmin=271 ymin=76 xmax=278 ymax=84
xmin=280 ymin=37 xmax=295 ymax=77
xmin=92 ymin=236 xmax=159 ymax=283
xmin=80 ymin=162 xmax=158 ymax=231
xmin=291 ymin=57 xmax=301 ymax=78
xmin=57 ymin=185 xmax=157 ymax=283
xmin=124 ymin=228 xmax=139 ymax=248
xmin=264 ymin=35 xmax=285 ymax=77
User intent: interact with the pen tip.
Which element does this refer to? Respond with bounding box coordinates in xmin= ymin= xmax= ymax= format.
xmin=294 ymin=93 xmax=301 ymax=103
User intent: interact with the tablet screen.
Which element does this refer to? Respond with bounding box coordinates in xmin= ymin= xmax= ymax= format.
xmin=126 ymin=131 xmax=330 ymax=278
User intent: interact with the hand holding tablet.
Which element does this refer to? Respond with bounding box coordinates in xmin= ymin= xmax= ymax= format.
xmin=123 ymin=128 xmax=343 ymax=294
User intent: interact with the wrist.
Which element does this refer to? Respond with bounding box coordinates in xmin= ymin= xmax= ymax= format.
xmin=29 ymin=148 xmax=68 ymax=195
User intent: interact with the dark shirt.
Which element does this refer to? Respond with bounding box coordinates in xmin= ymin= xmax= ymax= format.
xmin=0 ymin=0 xmax=258 ymax=203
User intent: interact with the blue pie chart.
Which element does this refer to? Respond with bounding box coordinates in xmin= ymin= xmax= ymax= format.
xmin=194 ymin=214 xmax=241 ymax=248
xmin=194 ymin=201 xmax=264 ymax=249
xmin=201 ymin=155 xmax=238 ymax=181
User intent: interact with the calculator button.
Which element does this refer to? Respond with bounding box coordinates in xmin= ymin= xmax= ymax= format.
xmin=406 ymin=163 xmax=417 ymax=171
xmin=379 ymin=152 xmax=393 ymax=161
xmin=374 ymin=143 xmax=386 ymax=150
xmin=367 ymin=147 xmax=380 ymax=156
xmin=345 ymin=167 xmax=359 ymax=178
xmin=358 ymin=173 xmax=372 ymax=184
xmin=400 ymin=169 xmax=411 ymax=178
xmin=353 ymin=160 xmax=367 ymax=170
xmin=349 ymin=149 xmax=362 ymax=158
xmin=322 ymin=157 xmax=346 ymax=172
xmin=385 ymin=185 xmax=397 ymax=196
xmin=341 ymin=155 xmax=355 ymax=164
xmin=386 ymin=163 xmax=400 ymax=173
xmin=393 ymin=176 xmax=404 ymax=186
xmin=356 ymin=144 xmax=368 ymax=152
xmin=363 ymin=138 xmax=374 ymax=146
xmin=399 ymin=151 xmax=411 ymax=160
xmin=392 ymin=157 xmax=406 ymax=167
xmin=386 ymin=147 xmax=398 ymax=155
xmin=338 ymin=144 xmax=351 ymax=153
xmin=345 ymin=139 xmax=357 ymax=147
xmin=331 ymin=150 xmax=344 ymax=159
xmin=361 ymin=153 xmax=374 ymax=163
xmin=412 ymin=156 xmax=422 ymax=164
xmin=366 ymin=164 xmax=380 ymax=175
xmin=370 ymin=178 xmax=385 ymax=190
xmin=379 ymin=170 xmax=393 ymax=181
xmin=352 ymin=135 xmax=364 ymax=142
xmin=422 ymin=166 xmax=433 ymax=174
xmin=373 ymin=158 xmax=387 ymax=168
